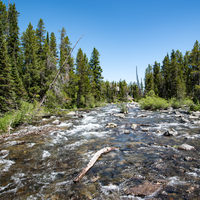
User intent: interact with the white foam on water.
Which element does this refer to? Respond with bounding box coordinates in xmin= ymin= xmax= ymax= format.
xmin=27 ymin=143 xmax=35 ymax=148
xmin=120 ymin=195 xmax=143 ymax=200
xmin=167 ymin=176 xmax=187 ymax=186
xmin=186 ymin=172 xmax=198 ymax=177
xmin=101 ymin=184 xmax=119 ymax=195
xmin=82 ymin=115 xmax=97 ymax=124
xmin=5 ymin=141 xmax=18 ymax=147
xmin=82 ymin=131 xmax=108 ymax=137
xmin=11 ymin=173 xmax=25 ymax=188
xmin=64 ymin=140 xmax=86 ymax=150
xmin=0 ymin=159 xmax=15 ymax=172
xmin=57 ymin=122 xmax=73 ymax=128
xmin=42 ymin=150 xmax=51 ymax=159
xmin=0 ymin=183 xmax=11 ymax=193
xmin=68 ymin=123 xmax=102 ymax=135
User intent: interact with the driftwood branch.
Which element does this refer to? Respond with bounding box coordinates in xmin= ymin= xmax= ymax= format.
xmin=73 ymin=147 xmax=117 ymax=183
xmin=37 ymin=33 xmax=85 ymax=112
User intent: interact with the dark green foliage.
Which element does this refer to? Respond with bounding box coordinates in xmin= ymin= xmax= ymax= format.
xmin=0 ymin=20 xmax=15 ymax=112
xmin=153 ymin=61 xmax=161 ymax=96
xmin=21 ymin=23 xmax=40 ymax=101
xmin=89 ymin=47 xmax=103 ymax=101
xmin=7 ymin=3 xmax=27 ymax=102
xmin=144 ymin=64 xmax=154 ymax=94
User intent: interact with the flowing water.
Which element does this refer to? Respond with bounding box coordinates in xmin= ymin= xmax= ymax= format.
xmin=0 ymin=103 xmax=200 ymax=199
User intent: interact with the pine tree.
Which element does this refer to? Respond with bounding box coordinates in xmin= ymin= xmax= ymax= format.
xmin=21 ymin=23 xmax=40 ymax=101
xmin=161 ymin=54 xmax=170 ymax=98
xmin=7 ymin=3 xmax=27 ymax=102
xmin=153 ymin=61 xmax=161 ymax=96
xmin=89 ymin=47 xmax=103 ymax=101
xmin=183 ymin=51 xmax=192 ymax=96
xmin=144 ymin=64 xmax=154 ymax=94
xmin=50 ymin=32 xmax=58 ymax=58
xmin=36 ymin=18 xmax=46 ymax=59
xmin=0 ymin=20 xmax=14 ymax=112
xmin=190 ymin=40 xmax=200 ymax=102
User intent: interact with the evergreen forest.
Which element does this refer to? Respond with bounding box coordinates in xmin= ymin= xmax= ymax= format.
xmin=1 ymin=0 xmax=200 ymax=131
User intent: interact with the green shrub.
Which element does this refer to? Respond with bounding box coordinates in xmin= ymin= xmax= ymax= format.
xmin=189 ymin=104 xmax=200 ymax=111
xmin=169 ymin=98 xmax=194 ymax=109
xmin=117 ymin=102 xmax=128 ymax=113
xmin=139 ymin=93 xmax=169 ymax=110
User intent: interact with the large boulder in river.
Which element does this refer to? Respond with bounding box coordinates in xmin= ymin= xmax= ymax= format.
xmin=131 ymin=124 xmax=137 ymax=130
xmin=163 ymin=128 xmax=178 ymax=136
xmin=178 ymin=143 xmax=196 ymax=151
xmin=52 ymin=119 xmax=61 ymax=125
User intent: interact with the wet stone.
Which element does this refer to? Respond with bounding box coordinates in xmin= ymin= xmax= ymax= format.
xmin=105 ymin=123 xmax=117 ymax=128
xmin=163 ymin=128 xmax=178 ymax=136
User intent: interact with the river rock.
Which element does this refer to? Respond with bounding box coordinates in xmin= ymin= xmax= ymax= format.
xmin=114 ymin=113 xmax=125 ymax=118
xmin=124 ymin=130 xmax=130 ymax=134
xmin=105 ymin=123 xmax=117 ymax=128
xmin=50 ymin=116 xmax=56 ymax=119
xmin=178 ymin=143 xmax=196 ymax=151
xmin=126 ymin=180 xmax=162 ymax=197
xmin=131 ymin=124 xmax=137 ymax=130
xmin=141 ymin=127 xmax=149 ymax=132
xmin=180 ymin=117 xmax=190 ymax=123
xmin=163 ymin=128 xmax=178 ymax=136
xmin=52 ymin=119 xmax=61 ymax=125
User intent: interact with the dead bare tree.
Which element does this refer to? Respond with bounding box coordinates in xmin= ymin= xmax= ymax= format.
xmin=36 ymin=33 xmax=84 ymax=112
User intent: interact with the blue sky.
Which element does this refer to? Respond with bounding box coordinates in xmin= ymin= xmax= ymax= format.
xmin=3 ymin=0 xmax=200 ymax=83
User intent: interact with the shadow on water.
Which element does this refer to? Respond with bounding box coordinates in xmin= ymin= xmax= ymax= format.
xmin=0 ymin=103 xmax=200 ymax=199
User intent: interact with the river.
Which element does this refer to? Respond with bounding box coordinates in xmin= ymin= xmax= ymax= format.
xmin=0 ymin=103 xmax=200 ymax=199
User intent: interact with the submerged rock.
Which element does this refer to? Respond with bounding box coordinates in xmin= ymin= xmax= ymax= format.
xmin=163 ymin=128 xmax=178 ymax=136
xmin=126 ymin=180 xmax=162 ymax=197
xmin=178 ymin=143 xmax=196 ymax=151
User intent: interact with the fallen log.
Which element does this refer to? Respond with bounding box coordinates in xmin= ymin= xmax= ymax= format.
xmin=73 ymin=147 xmax=117 ymax=183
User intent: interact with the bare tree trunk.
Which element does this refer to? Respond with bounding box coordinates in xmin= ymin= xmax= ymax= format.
xmin=73 ymin=147 xmax=117 ymax=183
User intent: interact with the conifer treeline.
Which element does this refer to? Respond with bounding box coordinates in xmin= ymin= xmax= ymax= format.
xmin=144 ymin=41 xmax=200 ymax=102
xmin=0 ymin=1 xmax=132 ymax=113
